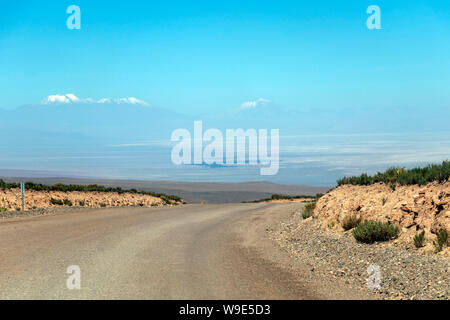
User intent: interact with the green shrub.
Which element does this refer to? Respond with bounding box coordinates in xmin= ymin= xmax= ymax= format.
xmin=342 ymin=214 xmax=361 ymax=231
xmin=302 ymin=202 xmax=316 ymax=219
xmin=382 ymin=197 xmax=388 ymax=206
xmin=434 ymin=229 xmax=449 ymax=253
xmin=337 ymin=160 xmax=450 ymax=187
xmin=413 ymin=230 xmax=426 ymax=248
xmin=50 ymin=198 xmax=64 ymax=205
xmin=271 ymin=194 xmax=316 ymax=201
xmin=245 ymin=194 xmax=317 ymax=203
xmin=100 ymin=203 xmax=107 ymax=208
xmin=63 ymin=199 xmax=73 ymax=206
xmin=302 ymin=210 xmax=312 ymax=219
xmin=0 ymin=207 xmax=7 ymax=213
xmin=353 ymin=220 xmax=399 ymax=244
xmin=79 ymin=200 xmax=85 ymax=206
xmin=32 ymin=206 xmax=37 ymax=210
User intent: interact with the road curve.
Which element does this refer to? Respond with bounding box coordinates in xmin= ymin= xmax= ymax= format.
xmin=0 ymin=203 xmax=317 ymax=299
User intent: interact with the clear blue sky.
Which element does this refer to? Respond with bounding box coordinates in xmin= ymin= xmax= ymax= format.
xmin=1 ymin=0 xmax=449 ymax=114
xmin=0 ymin=1 xmax=449 ymax=184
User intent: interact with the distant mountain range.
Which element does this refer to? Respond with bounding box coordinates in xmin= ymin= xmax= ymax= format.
xmin=2 ymin=95 xmax=448 ymax=148
xmin=1 ymin=94 xmax=449 ymax=185
xmin=1 ymin=99 xmax=185 ymax=144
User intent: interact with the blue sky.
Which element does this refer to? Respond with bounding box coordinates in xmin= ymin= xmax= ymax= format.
xmin=1 ymin=0 xmax=449 ymax=113
xmin=0 ymin=1 xmax=449 ymax=185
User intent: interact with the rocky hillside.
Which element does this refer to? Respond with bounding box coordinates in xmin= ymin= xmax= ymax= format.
xmin=313 ymin=182 xmax=450 ymax=255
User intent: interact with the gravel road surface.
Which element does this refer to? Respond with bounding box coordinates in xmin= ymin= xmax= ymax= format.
xmin=0 ymin=203 xmax=383 ymax=299
xmin=0 ymin=204 xmax=308 ymax=299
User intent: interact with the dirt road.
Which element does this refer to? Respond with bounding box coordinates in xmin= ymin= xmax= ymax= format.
xmin=0 ymin=203 xmax=367 ymax=299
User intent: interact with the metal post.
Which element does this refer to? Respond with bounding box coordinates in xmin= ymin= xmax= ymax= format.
xmin=20 ymin=182 xmax=25 ymax=212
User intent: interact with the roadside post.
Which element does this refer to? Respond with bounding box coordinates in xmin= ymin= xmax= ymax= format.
xmin=20 ymin=182 xmax=25 ymax=211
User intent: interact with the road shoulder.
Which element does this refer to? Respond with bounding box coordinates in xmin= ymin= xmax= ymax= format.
xmin=232 ymin=203 xmax=376 ymax=299
xmin=257 ymin=203 xmax=449 ymax=300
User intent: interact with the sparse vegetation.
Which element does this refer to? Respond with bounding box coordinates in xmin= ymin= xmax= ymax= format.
xmin=337 ymin=161 xmax=450 ymax=186
xmin=49 ymin=198 xmax=72 ymax=206
xmin=353 ymin=220 xmax=399 ymax=244
xmin=160 ymin=194 xmax=182 ymax=204
xmin=434 ymin=229 xmax=449 ymax=253
xmin=414 ymin=230 xmax=426 ymax=248
xmin=0 ymin=207 xmax=7 ymax=213
xmin=50 ymin=198 xmax=64 ymax=205
xmin=342 ymin=214 xmax=361 ymax=231
xmin=0 ymin=180 xmax=182 ymax=203
xmin=302 ymin=202 xmax=316 ymax=219
xmin=245 ymin=193 xmax=319 ymax=203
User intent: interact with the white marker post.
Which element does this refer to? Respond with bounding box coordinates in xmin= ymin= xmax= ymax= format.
xmin=20 ymin=182 xmax=25 ymax=211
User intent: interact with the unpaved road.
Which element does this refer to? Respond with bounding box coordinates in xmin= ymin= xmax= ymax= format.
xmin=0 ymin=203 xmax=367 ymax=299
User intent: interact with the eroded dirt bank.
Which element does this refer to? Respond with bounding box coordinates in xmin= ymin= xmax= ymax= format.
xmin=0 ymin=188 xmax=172 ymax=211
xmin=313 ymin=182 xmax=450 ymax=255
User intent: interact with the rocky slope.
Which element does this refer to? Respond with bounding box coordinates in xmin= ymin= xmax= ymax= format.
xmin=313 ymin=182 xmax=450 ymax=255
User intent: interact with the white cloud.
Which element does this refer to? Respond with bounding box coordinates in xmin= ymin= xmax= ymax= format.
xmin=41 ymin=94 xmax=149 ymax=106
xmin=240 ymin=98 xmax=271 ymax=109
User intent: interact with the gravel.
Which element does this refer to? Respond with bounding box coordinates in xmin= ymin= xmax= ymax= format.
xmin=269 ymin=208 xmax=449 ymax=300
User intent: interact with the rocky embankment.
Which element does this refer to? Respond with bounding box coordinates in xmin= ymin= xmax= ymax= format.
xmin=313 ymin=182 xmax=450 ymax=255
xmin=0 ymin=188 xmax=178 ymax=212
